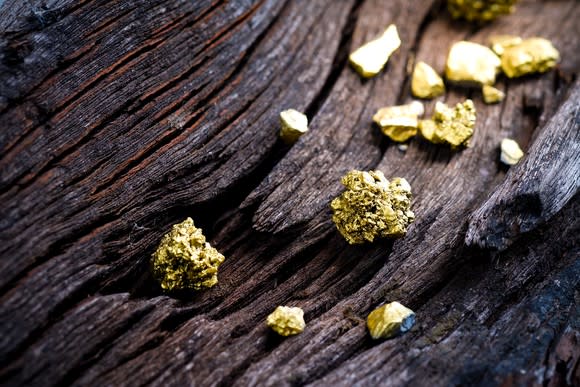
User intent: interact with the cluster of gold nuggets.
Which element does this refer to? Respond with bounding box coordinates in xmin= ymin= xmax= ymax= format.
xmin=150 ymin=2 xmax=560 ymax=340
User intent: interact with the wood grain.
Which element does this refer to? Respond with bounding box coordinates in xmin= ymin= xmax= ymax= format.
xmin=0 ymin=0 xmax=578 ymax=386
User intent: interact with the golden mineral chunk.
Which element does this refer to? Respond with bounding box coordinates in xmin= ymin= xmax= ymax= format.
xmin=419 ymin=100 xmax=476 ymax=148
xmin=482 ymin=85 xmax=505 ymax=104
xmin=500 ymin=138 xmax=524 ymax=165
xmin=500 ymin=38 xmax=560 ymax=78
xmin=266 ymin=306 xmax=305 ymax=336
xmin=367 ymin=301 xmax=416 ymax=340
xmin=373 ymin=101 xmax=424 ymax=142
xmin=330 ymin=170 xmax=415 ymax=244
xmin=489 ymin=35 xmax=523 ymax=56
xmin=151 ymin=218 xmax=225 ymax=291
xmin=447 ymin=0 xmax=518 ymax=22
xmin=411 ymin=61 xmax=445 ymax=99
xmin=280 ymin=109 xmax=308 ymax=144
xmin=445 ymin=41 xmax=501 ymax=86
xmin=349 ymin=24 xmax=401 ymax=78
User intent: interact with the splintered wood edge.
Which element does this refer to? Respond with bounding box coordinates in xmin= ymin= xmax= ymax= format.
xmin=466 ymin=80 xmax=580 ymax=250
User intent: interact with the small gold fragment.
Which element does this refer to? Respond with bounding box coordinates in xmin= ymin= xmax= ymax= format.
xmin=489 ymin=35 xmax=523 ymax=57
xmin=373 ymin=101 xmax=424 ymax=142
xmin=411 ymin=61 xmax=445 ymax=99
xmin=331 ymin=170 xmax=414 ymax=244
xmin=445 ymin=41 xmax=501 ymax=86
xmin=151 ymin=218 xmax=225 ymax=291
xmin=447 ymin=0 xmax=518 ymax=22
xmin=500 ymin=138 xmax=524 ymax=165
xmin=482 ymin=85 xmax=505 ymax=104
xmin=419 ymin=100 xmax=476 ymax=148
xmin=500 ymin=38 xmax=560 ymax=78
xmin=367 ymin=301 xmax=416 ymax=340
xmin=349 ymin=24 xmax=401 ymax=78
xmin=266 ymin=306 xmax=305 ymax=336
xmin=280 ymin=109 xmax=308 ymax=144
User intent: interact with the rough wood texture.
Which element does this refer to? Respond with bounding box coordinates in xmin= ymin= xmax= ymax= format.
xmin=0 ymin=0 xmax=578 ymax=386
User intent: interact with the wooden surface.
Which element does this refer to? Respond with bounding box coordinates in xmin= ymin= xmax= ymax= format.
xmin=0 ymin=0 xmax=579 ymax=386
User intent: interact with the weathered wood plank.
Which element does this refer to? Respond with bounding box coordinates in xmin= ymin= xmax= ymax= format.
xmin=0 ymin=0 xmax=578 ymax=386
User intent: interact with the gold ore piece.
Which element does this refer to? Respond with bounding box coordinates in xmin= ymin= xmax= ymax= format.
xmin=280 ymin=109 xmax=308 ymax=144
xmin=482 ymin=85 xmax=505 ymax=104
xmin=489 ymin=35 xmax=523 ymax=57
xmin=373 ymin=101 xmax=424 ymax=142
xmin=447 ymin=0 xmax=517 ymax=22
xmin=349 ymin=24 xmax=401 ymax=78
xmin=500 ymin=138 xmax=524 ymax=165
xmin=411 ymin=61 xmax=445 ymax=99
xmin=151 ymin=217 xmax=225 ymax=291
xmin=331 ymin=170 xmax=414 ymax=244
xmin=445 ymin=41 xmax=501 ymax=86
xmin=500 ymin=38 xmax=560 ymax=78
xmin=266 ymin=306 xmax=305 ymax=336
xmin=417 ymin=119 xmax=438 ymax=144
xmin=419 ymin=100 xmax=476 ymax=148
xmin=367 ymin=301 xmax=416 ymax=340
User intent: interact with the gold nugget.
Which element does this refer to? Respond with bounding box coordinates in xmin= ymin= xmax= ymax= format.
xmin=373 ymin=101 xmax=424 ymax=142
xmin=331 ymin=170 xmax=414 ymax=244
xmin=266 ymin=306 xmax=305 ymax=336
xmin=367 ymin=301 xmax=416 ymax=340
xmin=349 ymin=24 xmax=401 ymax=78
xmin=446 ymin=41 xmax=501 ymax=86
xmin=419 ymin=100 xmax=476 ymax=148
xmin=501 ymin=38 xmax=560 ymax=78
xmin=411 ymin=61 xmax=445 ymax=99
xmin=482 ymin=85 xmax=505 ymax=104
xmin=418 ymin=119 xmax=438 ymax=143
xmin=489 ymin=35 xmax=523 ymax=57
xmin=447 ymin=0 xmax=517 ymax=22
xmin=500 ymin=138 xmax=524 ymax=165
xmin=280 ymin=109 xmax=308 ymax=144
xmin=151 ymin=218 xmax=225 ymax=291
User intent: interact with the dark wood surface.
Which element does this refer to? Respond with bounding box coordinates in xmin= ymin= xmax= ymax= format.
xmin=0 ymin=0 xmax=578 ymax=386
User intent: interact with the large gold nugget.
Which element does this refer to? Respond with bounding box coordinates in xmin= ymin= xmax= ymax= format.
xmin=501 ymin=38 xmax=559 ymax=78
xmin=151 ymin=218 xmax=225 ymax=291
xmin=331 ymin=170 xmax=415 ymax=244
xmin=445 ymin=41 xmax=501 ymax=86
xmin=411 ymin=61 xmax=445 ymax=99
xmin=367 ymin=301 xmax=416 ymax=340
xmin=349 ymin=24 xmax=401 ymax=78
xmin=266 ymin=306 xmax=305 ymax=336
xmin=447 ymin=0 xmax=518 ymax=22
xmin=419 ymin=100 xmax=476 ymax=148
xmin=373 ymin=101 xmax=424 ymax=142
xmin=279 ymin=109 xmax=308 ymax=144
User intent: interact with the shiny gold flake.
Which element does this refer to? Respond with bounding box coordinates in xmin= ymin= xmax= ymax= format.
xmin=331 ymin=170 xmax=414 ymax=244
xmin=500 ymin=138 xmax=524 ymax=165
xmin=280 ymin=109 xmax=308 ymax=144
xmin=500 ymin=38 xmax=560 ymax=78
xmin=411 ymin=61 xmax=445 ymax=99
xmin=151 ymin=218 xmax=225 ymax=291
xmin=447 ymin=0 xmax=517 ymax=22
xmin=373 ymin=101 xmax=424 ymax=142
xmin=418 ymin=119 xmax=438 ymax=143
xmin=349 ymin=24 xmax=401 ymax=78
xmin=445 ymin=41 xmax=501 ymax=86
xmin=419 ymin=100 xmax=476 ymax=148
xmin=482 ymin=85 xmax=505 ymax=104
xmin=266 ymin=306 xmax=305 ymax=336
xmin=489 ymin=35 xmax=523 ymax=56
xmin=367 ymin=301 xmax=416 ymax=340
